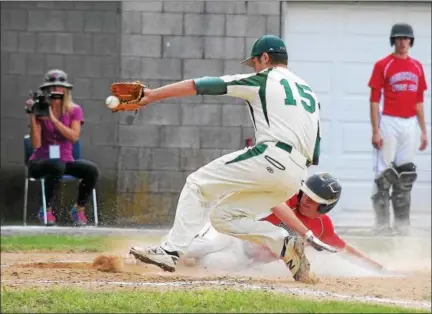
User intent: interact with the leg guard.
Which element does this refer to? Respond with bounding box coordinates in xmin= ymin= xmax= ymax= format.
xmin=392 ymin=163 xmax=417 ymax=231
xmin=372 ymin=167 xmax=399 ymax=228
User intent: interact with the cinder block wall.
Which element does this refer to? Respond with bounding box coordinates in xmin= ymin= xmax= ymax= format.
xmin=0 ymin=1 xmax=281 ymax=225
xmin=0 ymin=1 xmax=122 ymax=224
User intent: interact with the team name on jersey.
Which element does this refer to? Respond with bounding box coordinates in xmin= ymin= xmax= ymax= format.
xmin=389 ymin=71 xmax=419 ymax=93
xmin=389 ymin=71 xmax=418 ymax=85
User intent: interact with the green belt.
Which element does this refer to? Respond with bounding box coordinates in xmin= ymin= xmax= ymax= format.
xmin=275 ymin=141 xmax=311 ymax=166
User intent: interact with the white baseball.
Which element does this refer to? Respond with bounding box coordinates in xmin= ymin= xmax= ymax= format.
xmin=105 ymin=96 xmax=120 ymax=109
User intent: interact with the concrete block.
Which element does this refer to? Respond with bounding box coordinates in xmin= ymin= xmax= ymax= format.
xmin=54 ymin=33 xmax=74 ymax=54
xmin=26 ymin=53 xmax=46 ymax=75
xmin=121 ymin=57 xmax=142 ymax=79
xmin=122 ymin=12 xmax=141 ymax=34
xmin=66 ymin=11 xmax=85 ymax=32
xmin=73 ymin=78 xmax=92 ymax=99
xmin=121 ymin=35 xmax=161 ymax=57
xmin=134 ymin=103 xmax=181 ymax=126
xmin=1 ymin=31 xmax=18 ymax=52
xmin=226 ymin=15 xmax=266 ymax=37
xmin=117 ymin=170 xmax=151 ymax=193
xmin=91 ymin=78 xmax=114 ymax=99
xmin=93 ymin=34 xmax=119 ymax=56
xmin=45 ymin=54 xmax=64 ymax=69
xmin=122 ymin=1 xmax=162 ymax=12
xmin=199 ymin=127 xmax=242 ymax=149
xmin=101 ymin=56 xmax=118 ymax=78
xmin=36 ymin=33 xmax=54 ymax=53
xmin=247 ymin=1 xmax=280 ymax=15
xmin=142 ymin=13 xmax=183 ymax=35
xmin=181 ymin=104 xmax=222 ymax=126
xmin=223 ymin=60 xmax=252 ymax=75
xmin=84 ymin=11 xmax=104 ymax=32
xmin=202 ymin=95 xmax=245 ymax=105
xmin=28 ymin=10 xmax=65 ymax=32
xmin=118 ymin=147 xmax=152 ymax=170
xmin=184 ymin=59 xmax=224 ymax=79
xmin=73 ymin=33 xmax=93 ymax=55
xmin=204 ymin=37 xmax=244 ymax=60
xmin=222 ymin=104 xmax=253 ymax=127
xmin=102 ymin=11 xmax=119 ymax=34
xmin=74 ymin=2 xmax=94 ymax=10
xmin=163 ymin=36 xmax=204 ymax=59
xmin=245 ymin=37 xmax=259 ymax=59
xmin=148 ymin=171 xmax=187 ymax=193
xmin=266 ymin=16 xmax=280 ymax=35
xmin=141 ymin=58 xmax=182 ymax=80
xmin=16 ymin=74 xmax=41 ymax=98
xmin=180 ymin=148 xmax=221 ymax=171
xmin=119 ymin=125 xmax=161 ymax=147
xmin=222 ymin=105 xmax=253 ymax=127
xmin=64 ymin=55 xmax=86 ymax=78
xmin=163 ymin=1 xmax=204 ymax=13
xmin=93 ymin=2 xmax=119 ymax=11
xmin=36 ymin=1 xmax=75 ymax=9
xmin=8 ymin=9 xmax=28 ymax=30
xmin=84 ymin=121 xmax=118 ymax=146
xmin=205 ymin=2 xmax=246 ymax=14
xmin=83 ymin=145 xmax=119 ymax=169
xmin=18 ymin=32 xmax=36 ymax=53
xmin=1 ymin=52 xmax=9 ymax=74
xmin=151 ymin=148 xmax=180 ymax=170
xmin=185 ymin=14 xmax=225 ymax=36
xmin=1 ymin=9 xmax=10 ymax=28
xmin=8 ymin=52 xmax=26 ymax=74
xmin=161 ymin=126 xmax=200 ymax=148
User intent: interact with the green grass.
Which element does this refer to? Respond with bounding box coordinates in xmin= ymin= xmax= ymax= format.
xmin=1 ymin=288 xmax=428 ymax=313
xmin=1 ymin=235 xmax=108 ymax=252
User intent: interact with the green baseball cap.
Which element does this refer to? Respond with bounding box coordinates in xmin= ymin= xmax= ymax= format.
xmin=242 ymin=35 xmax=287 ymax=67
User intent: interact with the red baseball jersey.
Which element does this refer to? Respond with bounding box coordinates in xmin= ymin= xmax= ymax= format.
xmin=261 ymin=194 xmax=346 ymax=250
xmin=368 ymin=54 xmax=427 ymax=118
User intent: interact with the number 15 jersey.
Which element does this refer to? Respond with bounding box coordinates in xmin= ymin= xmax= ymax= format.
xmin=219 ymin=67 xmax=321 ymax=164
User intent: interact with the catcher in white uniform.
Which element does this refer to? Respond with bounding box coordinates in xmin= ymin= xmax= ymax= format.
xmin=129 ymin=35 xmax=337 ymax=282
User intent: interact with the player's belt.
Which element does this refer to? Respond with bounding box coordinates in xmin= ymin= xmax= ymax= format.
xmin=275 ymin=141 xmax=311 ymax=166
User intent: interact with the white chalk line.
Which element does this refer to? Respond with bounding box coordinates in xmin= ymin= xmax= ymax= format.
xmin=2 ymin=278 xmax=430 ymax=310
xmin=2 ymin=261 xmax=430 ymax=310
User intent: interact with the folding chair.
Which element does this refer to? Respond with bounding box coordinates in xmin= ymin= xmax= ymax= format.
xmin=23 ymin=135 xmax=98 ymax=226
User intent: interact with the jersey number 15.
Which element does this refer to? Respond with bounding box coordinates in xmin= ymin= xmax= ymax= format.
xmin=280 ymin=79 xmax=316 ymax=113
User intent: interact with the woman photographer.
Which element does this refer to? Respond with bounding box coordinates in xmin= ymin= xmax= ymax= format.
xmin=27 ymin=69 xmax=99 ymax=226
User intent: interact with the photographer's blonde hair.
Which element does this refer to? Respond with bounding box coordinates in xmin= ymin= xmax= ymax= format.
xmin=61 ymin=89 xmax=76 ymax=115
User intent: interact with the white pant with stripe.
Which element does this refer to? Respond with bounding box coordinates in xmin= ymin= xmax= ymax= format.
xmin=161 ymin=141 xmax=308 ymax=259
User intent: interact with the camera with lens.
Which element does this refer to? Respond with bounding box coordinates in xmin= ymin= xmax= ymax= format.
xmin=25 ymin=90 xmax=64 ymax=117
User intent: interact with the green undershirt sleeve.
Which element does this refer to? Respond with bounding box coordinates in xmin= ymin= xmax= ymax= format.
xmin=194 ymin=77 xmax=227 ymax=95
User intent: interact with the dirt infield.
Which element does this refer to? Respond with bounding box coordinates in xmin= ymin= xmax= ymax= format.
xmin=1 ymin=249 xmax=431 ymax=310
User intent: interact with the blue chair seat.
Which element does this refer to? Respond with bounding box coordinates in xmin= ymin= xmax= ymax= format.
xmin=23 ymin=135 xmax=98 ymax=226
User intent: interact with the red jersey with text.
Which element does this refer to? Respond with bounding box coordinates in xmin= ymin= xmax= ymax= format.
xmin=368 ymin=54 xmax=427 ymax=118
xmin=261 ymin=194 xmax=346 ymax=250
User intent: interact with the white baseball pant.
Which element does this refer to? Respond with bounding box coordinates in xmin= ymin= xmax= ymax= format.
xmin=373 ymin=114 xmax=418 ymax=176
xmin=161 ymin=141 xmax=308 ymax=260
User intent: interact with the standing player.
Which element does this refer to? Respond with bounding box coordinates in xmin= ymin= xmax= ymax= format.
xmin=368 ymin=23 xmax=428 ymax=236
xmin=182 ymin=173 xmax=385 ymax=273
xmin=128 ymin=35 xmax=337 ymax=282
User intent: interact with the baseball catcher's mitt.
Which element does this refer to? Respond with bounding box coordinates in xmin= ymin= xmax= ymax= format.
xmin=109 ymin=81 xmax=147 ymax=113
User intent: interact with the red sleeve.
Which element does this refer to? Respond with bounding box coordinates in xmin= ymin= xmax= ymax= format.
xmin=319 ymin=216 xmax=346 ymax=250
xmin=417 ymin=62 xmax=427 ymax=103
xmin=285 ymin=194 xmax=299 ymax=209
xmin=368 ymin=62 xmax=384 ymax=102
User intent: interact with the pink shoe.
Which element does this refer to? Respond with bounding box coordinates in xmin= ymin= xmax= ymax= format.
xmin=71 ymin=206 xmax=87 ymax=226
xmin=38 ymin=208 xmax=56 ymax=226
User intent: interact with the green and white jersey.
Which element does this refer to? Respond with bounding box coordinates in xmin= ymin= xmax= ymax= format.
xmin=220 ymin=67 xmax=320 ymax=163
